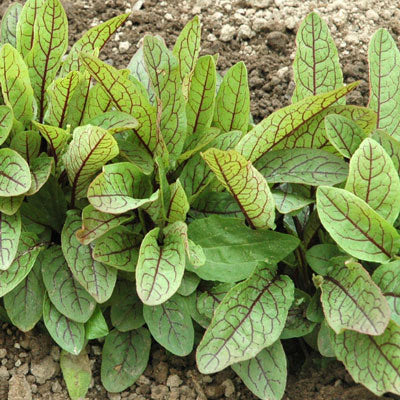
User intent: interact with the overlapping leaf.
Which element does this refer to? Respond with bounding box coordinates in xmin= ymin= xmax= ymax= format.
xmin=26 ymin=155 xmax=54 ymax=195
xmin=0 ymin=3 xmax=22 ymax=47
xmin=85 ymin=306 xmax=108 ymax=340
xmin=86 ymin=111 xmax=139 ymax=134
xmin=0 ymin=196 xmax=24 ymax=216
xmin=197 ymin=264 xmax=294 ymax=374
xmin=177 ymin=271 xmax=201 ymax=296
xmin=371 ymin=130 xmax=400 ymax=173
xmin=272 ymin=183 xmax=313 ymax=214
xmin=190 ymin=190 xmax=242 ymax=218
xmin=0 ymin=105 xmax=13 ymax=146
xmin=166 ymin=180 xmax=189 ymax=223
xmin=82 ymin=82 xmax=113 ymax=124
xmin=10 ymin=130 xmax=41 ymax=163
xmin=0 ymin=211 xmax=21 ymax=270
xmin=305 ymin=243 xmax=342 ymax=275
xmin=316 ymin=186 xmax=400 ymax=262
xmin=0 ymin=149 xmax=31 ymax=196
xmin=196 ymin=283 xmax=234 ymax=321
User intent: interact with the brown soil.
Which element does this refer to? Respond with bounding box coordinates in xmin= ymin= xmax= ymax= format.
xmin=1 ymin=0 xmax=400 ymax=399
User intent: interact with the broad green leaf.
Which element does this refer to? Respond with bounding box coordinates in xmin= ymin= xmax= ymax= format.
xmin=186 ymin=55 xmax=216 ymax=135
xmin=345 ymin=138 xmax=400 ymax=224
xmin=166 ymin=179 xmax=189 ymax=223
xmin=60 ymin=349 xmax=91 ymax=400
xmin=371 ymin=129 xmax=400 ymax=173
xmin=143 ymin=35 xmax=187 ymax=160
xmin=255 ymin=148 xmax=348 ymax=186
xmin=93 ymin=226 xmax=141 ymax=271
xmin=61 ymin=14 xmax=129 ymax=75
xmin=25 ymin=155 xmax=53 ymax=195
xmin=292 ymin=12 xmax=343 ymax=103
xmin=173 ymin=15 xmax=201 ymax=81
xmin=332 ymin=320 xmax=400 ymax=396
xmin=85 ymin=306 xmax=108 ymax=340
xmin=232 ymin=341 xmax=287 ymax=400
xmin=317 ymin=319 xmax=336 ymax=357
xmin=43 ymin=294 xmax=85 ymax=355
xmin=368 ymin=29 xmax=400 ymax=139
xmin=188 ymin=216 xmax=299 ymax=282
xmin=1 ymin=3 xmax=22 ymax=47
xmin=197 ymin=264 xmax=294 ymax=374
xmin=316 ymin=186 xmax=400 ymax=262
xmin=0 ymin=105 xmax=13 ymax=146
xmin=212 ymin=62 xmax=250 ymax=135
xmin=10 ymin=130 xmax=41 ymax=163
xmin=143 ymin=294 xmax=194 ymax=356
xmin=0 ymin=43 xmax=34 ymax=125
xmin=372 ymin=261 xmax=400 ymax=327
xmin=101 ymin=328 xmax=151 ymax=393
xmin=64 ymin=125 xmax=119 ymax=202
xmin=325 ymin=114 xmax=367 ymax=158
xmin=136 ymin=227 xmax=185 ymax=306
xmin=0 ymin=211 xmax=21 ymax=270
xmin=272 ymin=183 xmax=313 ymax=214
xmin=317 ymin=258 xmax=390 ymax=335
xmin=0 ymin=195 xmax=24 ymax=216
xmin=305 ymin=244 xmax=342 ymax=275
xmin=75 ymin=205 xmax=132 ymax=245
xmin=61 ymin=210 xmax=117 ymax=303
xmin=177 ymin=271 xmax=201 ymax=297
xmin=110 ymin=281 xmax=144 ymax=332
xmin=86 ymin=111 xmax=139 ymax=134
xmin=88 ymin=162 xmax=157 ymax=214
xmin=236 ymin=83 xmax=358 ymax=162
xmin=0 ymin=232 xmax=41 ymax=297
xmin=41 ymin=246 xmax=96 ymax=323
xmin=4 ymin=260 xmax=44 ymax=331
xmin=202 ymin=148 xmax=275 ymax=229
xmin=196 ymin=283 xmax=234 ymax=320
xmin=25 ymin=0 xmax=68 ymax=121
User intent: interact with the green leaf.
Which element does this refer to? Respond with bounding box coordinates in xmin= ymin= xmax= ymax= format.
xmin=25 ymin=0 xmax=68 ymax=121
xmin=317 ymin=258 xmax=390 ymax=335
xmin=201 ymin=148 xmax=275 ymax=229
xmin=272 ymin=183 xmax=313 ymax=214
xmin=236 ymin=83 xmax=358 ymax=162
xmin=305 ymin=244 xmax=342 ymax=275
xmin=232 ymin=341 xmax=287 ymax=400
xmin=186 ymin=55 xmax=216 ymax=135
xmin=332 ymin=320 xmax=400 ymax=396
xmin=41 ymin=246 xmax=96 ymax=323
xmin=317 ymin=319 xmax=336 ymax=357
xmin=101 ymin=328 xmax=151 ymax=393
xmin=25 ymin=155 xmax=53 ymax=196
xmin=143 ymin=35 xmax=187 ymax=160
xmin=196 ymin=282 xmax=234 ymax=320
xmin=143 ymin=294 xmax=194 ymax=356
xmin=345 ymin=138 xmax=400 ymax=224
xmin=64 ymin=125 xmax=119 ymax=201
xmin=136 ymin=227 xmax=185 ymax=305
xmin=43 ymin=294 xmax=85 ymax=355
xmin=61 ymin=210 xmax=117 ymax=303
xmin=85 ymin=306 xmax=108 ymax=340
xmin=82 ymin=82 xmax=112 ymax=123
xmin=0 ymin=105 xmax=13 ymax=146
xmin=75 ymin=205 xmax=132 ymax=245
xmin=325 ymin=114 xmax=367 ymax=158
xmin=10 ymin=130 xmax=41 ymax=163
xmin=166 ymin=179 xmax=189 ymax=223
xmin=0 ymin=211 xmax=21 ymax=270
xmin=0 ymin=43 xmax=34 ymax=125
xmin=316 ymin=186 xmax=400 ymax=262
xmin=0 ymin=232 xmax=41 ymax=296
xmin=372 ymin=261 xmax=400 ymax=327
xmin=0 ymin=195 xmax=24 ymax=216
xmin=306 ymin=290 xmax=324 ymax=323
xmin=93 ymin=226 xmax=140 ymax=271
xmin=188 ymin=216 xmax=299 ymax=282
xmin=86 ymin=111 xmax=139 ymax=134
xmin=255 ymin=148 xmax=348 ymax=186
xmin=177 ymin=271 xmax=200 ymax=296
xmin=371 ymin=129 xmax=400 ymax=173
xmin=185 ymin=291 xmax=211 ymax=329
xmin=88 ymin=162 xmax=157 ymax=214
xmin=368 ymin=29 xmax=400 ymax=139
xmin=4 ymin=260 xmax=44 ymax=331
xmin=60 ymin=349 xmax=91 ymax=400
xmin=1 ymin=3 xmax=22 ymax=47
xmin=197 ymin=264 xmax=294 ymax=374
xmin=292 ymin=12 xmax=343 ymax=103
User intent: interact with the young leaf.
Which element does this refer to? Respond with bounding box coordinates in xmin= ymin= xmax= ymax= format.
xmin=190 ymin=190 xmax=242 ymax=218
xmin=316 ymin=186 xmax=400 ymax=262
xmin=10 ymin=130 xmax=41 ymax=163
xmin=0 ymin=196 xmax=24 ymax=216
xmin=231 ymin=341 xmax=287 ymax=400
xmin=101 ymin=328 xmax=151 ymax=393
xmin=196 ymin=283 xmax=234 ymax=320
xmin=368 ymin=29 xmax=400 ymax=139
xmin=272 ymin=183 xmax=313 ymax=214
xmin=201 ymin=148 xmax=275 ymax=229
xmin=317 ymin=258 xmax=390 ymax=335
xmin=166 ymin=179 xmax=189 ymax=223
xmin=61 ymin=210 xmax=117 ymax=303
xmin=305 ymin=244 xmax=342 ymax=275
xmin=60 ymin=349 xmax=91 ymax=400
xmin=325 ymin=114 xmax=367 ymax=158
xmin=0 ymin=43 xmax=34 ymax=125
xmin=317 ymin=319 xmax=336 ymax=357
xmin=4 ymin=260 xmax=44 ymax=331
xmin=345 ymin=138 xmax=400 ymax=224
xmin=136 ymin=227 xmax=185 ymax=306
xmin=332 ymin=320 xmax=400 ymax=396
xmin=212 ymin=62 xmax=250 ymax=135
xmin=236 ymin=83 xmax=358 ymax=162
xmin=186 ymin=55 xmax=216 ymax=135
xmin=143 ymin=294 xmax=194 ymax=356
xmin=41 ymin=246 xmax=96 ymax=323
xmin=1 ymin=3 xmax=22 ymax=47
xmin=292 ymin=12 xmax=343 ymax=103
xmin=81 ymin=80 xmax=112 ymax=124
xmin=43 ymin=294 xmax=85 ymax=355
xmin=188 ymin=216 xmax=299 ymax=282
xmin=85 ymin=306 xmax=109 ymax=340
xmin=255 ymin=148 xmax=348 ymax=186
xmin=64 ymin=125 xmax=119 ymax=202
xmin=196 ymin=264 xmax=294 ymax=374
xmin=0 ymin=211 xmax=21 ymax=271
xmin=371 ymin=129 xmax=400 ymax=172
xmin=0 ymin=105 xmax=13 ymax=146
xmin=86 ymin=111 xmax=139 ymax=134
xmin=177 ymin=271 xmax=201 ymax=296
xmin=25 ymin=155 xmax=54 ymax=195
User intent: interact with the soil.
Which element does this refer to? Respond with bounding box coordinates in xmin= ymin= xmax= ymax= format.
xmin=1 ymin=0 xmax=400 ymax=399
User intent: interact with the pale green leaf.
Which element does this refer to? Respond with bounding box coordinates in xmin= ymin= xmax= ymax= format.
xmin=166 ymin=179 xmax=189 ymax=223
xmin=371 ymin=129 xmax=400 ymax=173
xmin=85 ymin=306 xmax=108 ymax=340
xmin=0 ymin=105 xmax=13 ymax=146
xmin=86 ymin=111 xmax=139 ymax=134
xmin=10 ymin=130 xmax=41 ymax=163
xmin=1 ymin=3 xmax=22 ymax=47
xmin=305 ymin=243 xmax=342 ymax=275
xmin=0 ymin=195 xmax=24 ymax=216
xmin=0 ymin=211 xmax=21 ymax=270
xmin=26 ymin=155 xmax=54 ymax=196
xmin=272 ymin=183 xmax=313 ymax=214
